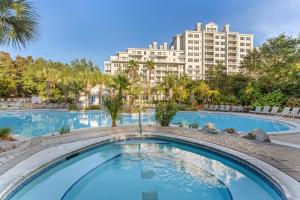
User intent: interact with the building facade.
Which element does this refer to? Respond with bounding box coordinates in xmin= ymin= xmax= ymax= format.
xmin=104 ymin=22 xmax=253 ymax=82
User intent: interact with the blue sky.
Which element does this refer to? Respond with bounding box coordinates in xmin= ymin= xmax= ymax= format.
xmin=2 ymin=0 xmax=300 ymax=70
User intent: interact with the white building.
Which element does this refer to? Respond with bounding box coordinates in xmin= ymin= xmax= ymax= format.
xmin=104 ymin=22 xmax=254 ymax=82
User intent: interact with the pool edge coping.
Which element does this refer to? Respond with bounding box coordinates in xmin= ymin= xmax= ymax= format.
xmin=0 ymin=131 xmax=299 ymax=200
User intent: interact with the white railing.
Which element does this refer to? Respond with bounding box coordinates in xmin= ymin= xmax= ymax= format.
xmin=272 ymin=110 xmax=290 ymax=122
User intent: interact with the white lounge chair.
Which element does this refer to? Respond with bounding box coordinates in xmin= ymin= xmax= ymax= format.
xmin=204 ymin=104 xmax=209 ymax=110
xmin=224 ymin=105 xmax=231 ymax=112
xmin=208 ymin=104 xmax=214 ymax=110
xmin=270 ymin=106 xmax=279 ymax=115
xmin=218 ymin=105 xmax=225 ymax=111
xmin=259 ymin=106 xmax=270 ymax=114
xmin=231 ymin=105 xmax=238 ymax=112
xmin=250 ymin=106 xmax=261 ymax=113
xmin=290 ymin=107 xmax=300 ymax=118
xmin=213 ymin=105 xmax=219 ymax=111
xmin=237 ymin=105 xmax=244 ymax=112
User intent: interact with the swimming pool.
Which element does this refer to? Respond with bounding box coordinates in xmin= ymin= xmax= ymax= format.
xmin=0 ymin=110 xmax=292 ymax=137
xmin=7 ymin=139 xmax=283 ymax=200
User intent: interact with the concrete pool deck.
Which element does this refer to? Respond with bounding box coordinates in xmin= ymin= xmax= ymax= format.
xmin=0 ymin=126 xmax=300 ymax=199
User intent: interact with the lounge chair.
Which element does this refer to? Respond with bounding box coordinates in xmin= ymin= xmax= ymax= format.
xmin=208 ymin=104 xmax=214 ymax=110
xmin=259 ymin=106 xmax=270 ymax=114
xmin=218 ymin=105 xmax=225 ymax=111
xmin=237 ymin=105 xmax=244 ymax=112
xmin=224 ymin=105 xmax=231 ymax=112
xmin=290 ymin=107 xmax=300 ymax=118
xmin=270 ymin=106 xmax=279 ymax=115
xmin=250 ymin=106 xmax=261 ymax=113
xmin=213 ymin=105 xmax=219 ymax=111
xmin=231 ymin=105 xmax=238 ymax=112
xmin=204 ymin=104 xmax=209 ymax=110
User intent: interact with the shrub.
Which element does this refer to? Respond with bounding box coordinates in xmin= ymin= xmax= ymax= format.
xmin=175 ymin=122 xmax=184 ymax=127
xmin=189 ymin=123 xmax=199 ymax=129
xmin=0 ymin=127 xmax=11 ymax=138
xmin=85 ymin=105 xmax=100 ymax=110
xmin=252 ymin=90 xmax=288 ymax=107
xmin=155 ymin=103 xmax=178 ymax=127
xmin=58 ymin=126 xmax=70 ymax=135
xmin=68 ymin=103 xmax=79 ymax=111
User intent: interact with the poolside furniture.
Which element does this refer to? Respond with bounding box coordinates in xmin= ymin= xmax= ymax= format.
xmin=204 ymin=104 xmax=209 ymax=110
xmin=218 ymin=105 xmax=225 ymax=111
xmin=259 ymin=106 xmax=270 ymax=115
xmin=213 ymin=105 xmax=219 ymax=111
xmin=224 ymin=105 xmax=231 ymax=112
xmin=208 ymin=104 xmax=214 ymax=110
xmin=270 ymin=106 xmax=279 ymax=115
xmin=237 ymin=106 xmax=244 ymax=112
xmin=250 ymin=106 xmax=261 ymax=114
xmin=231 ymin=105 xmax=238 ymax=112
xmin=290 ymin=107 xmax=300 ymax=118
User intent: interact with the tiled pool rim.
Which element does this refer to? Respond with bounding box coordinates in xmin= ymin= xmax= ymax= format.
xmin=1 ymin=132 xmax=299 ymax=200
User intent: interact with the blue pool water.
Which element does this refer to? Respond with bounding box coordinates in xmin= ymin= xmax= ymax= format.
xmin=0 ymin=110 xmax=291 ymax=137
xmin=9 ymin=139 xmax=283 ymax=200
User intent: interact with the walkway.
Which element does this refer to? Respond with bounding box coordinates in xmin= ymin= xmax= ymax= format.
xmin=0 ymin=126 xmax=299 ymax=182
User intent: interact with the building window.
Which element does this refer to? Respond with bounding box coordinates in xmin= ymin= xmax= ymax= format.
xmin=194 ymin=52 xmax=199 ymax=56
xmin=188 ymin=46 xmax=193 ymax=50
xmin=188 ymin=58 xmax=193 ymax=62
xmin=194 ymin=59 xmax=199 ymax=62
xmin=246 ymin=37 xmax=251 ymax=41
xmin=188 ymin=52 xmax=193 ymax=56
xmin=194 ymin=47 xmax=199 ymax=50
xmin=188 ymin=34 xmax=193 ymax=38
xmin=188 ymin=40 xmax=193 ymax=44
xmin=194 ymin=40 xmax=199 ymax=44
xmin=194 ymin=34 xmax=199 ymax=38
xmin=215 ymin=47 xmax=219 ymax=51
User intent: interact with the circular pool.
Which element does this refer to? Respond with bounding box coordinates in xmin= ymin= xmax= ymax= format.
xmin=0 ymin=110 xmax=293 ymax=137
xmin=7 ymin=139 xmax=284 ymax=200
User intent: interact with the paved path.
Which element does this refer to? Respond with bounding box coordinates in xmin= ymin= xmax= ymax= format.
xmin=0 ymin=126 xmax=300 ymax=183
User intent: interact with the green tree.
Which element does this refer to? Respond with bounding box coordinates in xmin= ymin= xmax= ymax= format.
xmin=155 ymin=102 xmax=177 ymax=127
xmin=126 ymin=60 xmax=140 ymax=112
xmin=0 ymin=0 xmax=39 ymax=48
xmin=145 ymin=60 xmax=155 ymax=100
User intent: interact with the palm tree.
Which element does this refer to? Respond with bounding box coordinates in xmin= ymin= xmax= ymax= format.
xmin=103 ymin=74 xmax=129 ymax=127
xmin=103 ymin=93 xmax=123 ymax=127
xmin=0 ymin=0 xmax=39 ymax=48
xmin=126 ymin=60 xmax=139 ymax=112
xmin=145 ymin=60 xmax=155 ymax=100
xmin=161 ymin=74 xmax=176 ymax=101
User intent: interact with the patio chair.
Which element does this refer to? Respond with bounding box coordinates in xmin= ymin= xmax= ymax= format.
xmin=259 ymin=106 xmax=270 ymax=115
xmin=224 ymin=105 xmax=231 ymax=112
xmin=290 ymin=107 xmax=300 ymax=118
xmin=231 ymin=105 xmax=238 ymax=112
xmin=218 ymin=105 xmax=225 ymax=111
xmin=208 ymin=104 xmax=214 ymax=110
xmin=204 ymin=104 xmax=209 ymax=110
xmin=250 ymin=106 xmax=261 ymax=113
xmin=213 ymin=105 xmax=219 ymax=111
xmin=270 ymin=106 xmax=279 ymax=115
xmin=237 ymin=105 xmax=244 ymax=112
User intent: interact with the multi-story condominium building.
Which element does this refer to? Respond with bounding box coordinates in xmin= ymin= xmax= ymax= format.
xmin=104 ymin=22 xmax=253 ymax=83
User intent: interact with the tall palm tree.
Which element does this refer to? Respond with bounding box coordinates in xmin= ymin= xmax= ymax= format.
xmin=161 ymin=74 xmax=176 ymax=101
xmin=146 ymin=60 xmax=155 ymax=100
xmin=0 ymin=0 xmax=39 ymax=48
xmin=126 ymin=60 xmax=139 ymax=112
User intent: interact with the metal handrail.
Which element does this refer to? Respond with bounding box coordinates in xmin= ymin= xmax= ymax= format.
xmin=273 ymin=110 xmax=290 ymax=122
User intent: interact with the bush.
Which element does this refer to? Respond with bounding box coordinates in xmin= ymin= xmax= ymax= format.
xmin=85 ymin=105 xmax=100 ymax=110
xmin=155 ymin=103 xmax=178 ymax=127
xmin=189 ymin=123 xmax=199 ymax=129
xmin=0 ymin=127 xmax=11 ymax=138
xmin=176 ymin=103 xmax=198 ymax=111
xmin=58 ymin=126 xmax=70 ymax=135
xmin=252 ymin=90 xmax=288 ymax=107
xmin=68 ymin=103 xmax=79 ymax=111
